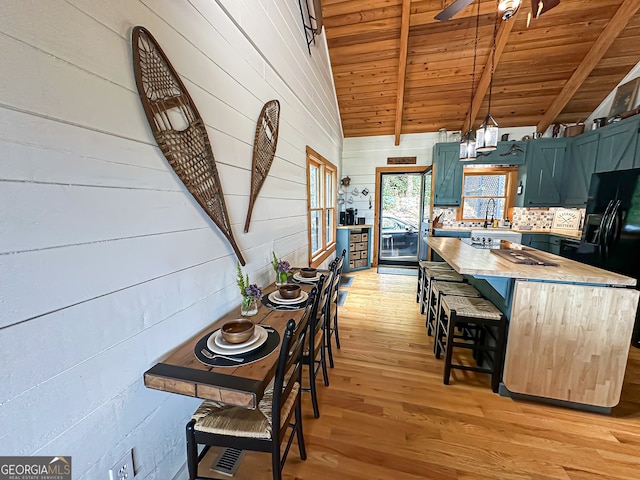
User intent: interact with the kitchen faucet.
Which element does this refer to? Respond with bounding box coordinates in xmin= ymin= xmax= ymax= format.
xmin=483 ymin=198 xmax=496 ymax=228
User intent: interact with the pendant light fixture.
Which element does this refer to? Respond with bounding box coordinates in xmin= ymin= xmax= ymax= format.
xmin=460 ymin=0 xmax=481 ymax=162
xmin=476 ymin=5 xmax=501 ymax=153
xmin=498 ymin=0 xmax=522 ymax=20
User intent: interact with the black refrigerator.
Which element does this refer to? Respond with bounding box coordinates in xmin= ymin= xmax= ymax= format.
xmin=578 ymin=167 xmax=640 ymax=346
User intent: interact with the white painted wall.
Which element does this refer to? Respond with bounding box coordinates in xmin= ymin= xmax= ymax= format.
xmin=0 ymin=1 xmax=341 ymax=479
xmin=341 ymin=127 xmax=534 ymax=225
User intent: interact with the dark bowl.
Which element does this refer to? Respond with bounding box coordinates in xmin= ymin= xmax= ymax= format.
xmin=300 ymin=267 xmax=317 ymax=278
xmin=278 ymin=284 xmax=301 ymax=299
xmin=221 ymin=319 xmax=255 ymax=344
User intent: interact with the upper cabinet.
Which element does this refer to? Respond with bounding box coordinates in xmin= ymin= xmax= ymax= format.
xmin=466 ymin=141 xmax=528 ymax=165
xmin=561 ymin=131 xmax=598 ymax=207
xmin=433 ymin=143 xmax=463 ymax=206
xmin=595 ymin=117 xmax=640 ymax=172
xmin=516 ymin=138 xmax=567 ymax=207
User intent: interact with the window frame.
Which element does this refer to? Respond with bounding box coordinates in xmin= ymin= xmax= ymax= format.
xmin=306 ymin=146 xmax=337 ymax=267
xmin=458 ymin=166 xmax=518 ymax=222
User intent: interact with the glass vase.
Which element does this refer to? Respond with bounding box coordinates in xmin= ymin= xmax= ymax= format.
xmin=275 ymin=271 xmax=288 ymax=287
xmin=241 ymin=296 xmax=258 ymax=317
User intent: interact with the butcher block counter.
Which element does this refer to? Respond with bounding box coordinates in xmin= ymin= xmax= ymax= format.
xmin=427 ymin=237 xmax=639 ymax=411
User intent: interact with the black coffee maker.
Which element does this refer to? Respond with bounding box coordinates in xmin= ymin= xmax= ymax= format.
xmin=345 ymin=208 xmax=357 ymax=225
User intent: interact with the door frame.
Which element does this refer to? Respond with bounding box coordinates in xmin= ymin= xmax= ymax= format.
xmin=373 ymin=166 xmax=433 ymax=267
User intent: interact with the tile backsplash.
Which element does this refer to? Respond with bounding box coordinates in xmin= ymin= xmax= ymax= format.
xmin=433 ymin=207 xmax=585 ymax=230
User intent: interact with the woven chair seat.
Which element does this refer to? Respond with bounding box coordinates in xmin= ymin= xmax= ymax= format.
xmin=192 ymin=382 xmax=300 ymax=440
xmin=431 ymin=281 xmax=480 ymax=298
xmin=442 ymin=296 xmax=502 ymax=321
xmin=425 ymin=268 xmax=464 ymax=282
xmin=419 ymin=261 xmax=452 ymax=270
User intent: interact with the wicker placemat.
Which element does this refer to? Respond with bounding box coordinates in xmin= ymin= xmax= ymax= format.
xmin=194 ymin=327 xmax=280 ymax=368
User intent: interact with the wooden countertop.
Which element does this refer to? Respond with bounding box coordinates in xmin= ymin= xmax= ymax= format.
xmin=432 ymin=226 xmax=582 ymax=239
xmin=337 ymin=224 xmax=373 ymax=229
xmin=427 ymin=237 xmax=636 ymax=286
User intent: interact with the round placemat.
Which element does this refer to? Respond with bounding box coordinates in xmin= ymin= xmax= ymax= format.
xmin=262 ymin=293 xmax=308 ymax=310
xmin=194 ymin=327 xmax=280 ymax=367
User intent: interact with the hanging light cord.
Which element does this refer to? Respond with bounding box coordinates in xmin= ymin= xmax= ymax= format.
xmin=466 ymin=0 xmax=481 ymax=134
xmin=486 ymin=3 xmax=500 ymax=123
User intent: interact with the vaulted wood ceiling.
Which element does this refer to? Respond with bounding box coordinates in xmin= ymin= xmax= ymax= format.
xmin=322 ymin=0 xmax=640 ymax=142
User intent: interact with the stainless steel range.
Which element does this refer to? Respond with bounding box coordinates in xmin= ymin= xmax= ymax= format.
xmin=460 ymin=229 xmax=523 ymax=249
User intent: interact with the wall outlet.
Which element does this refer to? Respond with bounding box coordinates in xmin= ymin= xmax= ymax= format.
xmin=109 ymin=449 xmax=134 ymax=480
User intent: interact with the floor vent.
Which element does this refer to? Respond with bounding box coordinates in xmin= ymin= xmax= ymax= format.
xmin=209 ymin=447 xmax=245 ymax=477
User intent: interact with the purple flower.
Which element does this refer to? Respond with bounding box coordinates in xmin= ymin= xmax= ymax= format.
xmin=244 ymin=284 xmax=262 ymax=299
xmin=277 ymin=260 xmax=290 ymax=274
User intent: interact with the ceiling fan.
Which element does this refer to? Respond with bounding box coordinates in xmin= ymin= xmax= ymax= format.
xmin=435 ymin=0 xmax=560 ymax=22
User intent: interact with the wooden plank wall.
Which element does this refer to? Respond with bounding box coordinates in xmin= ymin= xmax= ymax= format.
xmin=0 ymin=1 xmax=341 ymax=478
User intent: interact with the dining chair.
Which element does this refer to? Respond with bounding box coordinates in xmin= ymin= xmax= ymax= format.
xmin=185 ymin=310 xmax=312 ymax=480
xmin=302 ymin=277 xmax=331 ymax=418
xmin=325 ymin=249 xmax=345 ymax=368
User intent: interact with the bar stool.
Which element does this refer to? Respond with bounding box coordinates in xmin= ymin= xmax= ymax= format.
xmin=421 ymin=268 xmax=464 ymax=320
xmin=416 ymin=261 xmax=452 ymax=304
xmin=434 ymin=296 xmax=507 ymax=393
xmin=427 ymin=281 xmax=481 ymax=338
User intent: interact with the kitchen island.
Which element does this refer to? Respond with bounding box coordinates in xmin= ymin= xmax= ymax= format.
xmin=427 ymin=237 xmax=639 ymax=411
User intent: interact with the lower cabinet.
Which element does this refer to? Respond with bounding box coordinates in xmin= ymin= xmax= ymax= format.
xmin=521 ymin=233 xmax=549 ymax=251
xmin=337 ymin=226 xmax=371 ymax=272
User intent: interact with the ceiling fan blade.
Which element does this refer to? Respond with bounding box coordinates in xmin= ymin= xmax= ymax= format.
xmin=435 ymin=0 xmax=477 ymax=21
xmin=531 ymin=0 xmax=560 ymax=18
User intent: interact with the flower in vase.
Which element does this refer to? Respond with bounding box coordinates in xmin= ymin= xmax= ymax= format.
xmin=277 ymin=260 xmax=290 ymax=274
xmin=244 ymin=283 xmax=263 ymax=299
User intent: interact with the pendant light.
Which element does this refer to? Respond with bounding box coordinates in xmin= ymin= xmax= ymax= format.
xmin=460 ymin=0 xmax=481 ymax=162
xmin=498 ymin=0 xmax=522 ymax=20
xmin=476 ymin=6 xmax=500 ymax=153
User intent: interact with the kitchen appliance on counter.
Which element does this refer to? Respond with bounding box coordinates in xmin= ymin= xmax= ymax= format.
xmin=345 ymin=207 xmax=357 ymax=226
xmin=577 ymin=167 xmax=640 ymax=346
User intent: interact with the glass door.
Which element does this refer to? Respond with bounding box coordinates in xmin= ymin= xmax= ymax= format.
xmin=419 ymin=169 xmax=432 ymax=260
xmin=378 ymin=171 xmax=430 ymax=266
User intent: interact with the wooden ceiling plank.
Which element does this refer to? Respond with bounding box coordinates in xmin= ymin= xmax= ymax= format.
xmin=393 ymin=0 xmax=411 ymax=146
xmin=464 ymin=11 xmax=519 ymax=132
xmin=537 ymin=0 xmax=640 ymax=133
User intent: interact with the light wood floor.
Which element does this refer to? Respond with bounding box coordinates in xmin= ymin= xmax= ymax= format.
xmin=200 ymin=268 xmax=640 ymax=479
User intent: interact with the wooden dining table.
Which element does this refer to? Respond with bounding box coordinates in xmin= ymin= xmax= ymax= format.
xmin=143 ymin=278 xmax=317 ymax=409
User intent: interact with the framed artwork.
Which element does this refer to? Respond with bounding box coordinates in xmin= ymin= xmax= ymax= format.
xmin=608 ymin=78 xmax=640 ymax=118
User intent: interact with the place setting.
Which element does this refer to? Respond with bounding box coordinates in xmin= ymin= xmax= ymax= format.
xmin=194 ymin=319 xmax=280 ymax=367
xmin=290 ymin=267 xmax=323 ymax=284
xmin=262 ymin=284 xmax=309 ymax=310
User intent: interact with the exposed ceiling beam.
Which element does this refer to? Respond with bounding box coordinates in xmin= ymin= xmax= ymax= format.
xmin=537 ymin=0 xmax=640 ymax=134
xmin=394 ymin=0 xmax=411 ymax=146
xmin=464 ymin=10 xmax=519 ymax=132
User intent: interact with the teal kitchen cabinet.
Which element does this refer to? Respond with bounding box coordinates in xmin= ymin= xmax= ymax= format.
xmin=337 ymin=227 xmax=371 ymax=272
xmin=561 ymin=131 xmax=598 ymax=207
xmin=521 ymin=233 xmax=550 ymax=251
xmin=465 ymin=141 xmax=528 ymax=166
xmin=595 ymin=117 xmax=639 ymax=173
xmin=516 ymin=138 xmax=567 ymax=207
xmin=433 ymin=143 xmax=463 ymax=206
xmin=548 ymin=235 xmax=562 ymax=256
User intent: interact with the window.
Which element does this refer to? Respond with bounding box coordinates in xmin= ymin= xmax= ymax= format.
xmin=459 ymin=166 xmax=517 ymax=221
xmin=307 ymin=146 xmax=337 ymax=266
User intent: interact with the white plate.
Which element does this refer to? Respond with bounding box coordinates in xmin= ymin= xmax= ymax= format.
xmin=293 ymin=272 xmax=321 ymax=282
xmin=268 ymin=290 xmax=309 ymax=305
xmin=207 ymin=325 xmax=269 ymax=355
